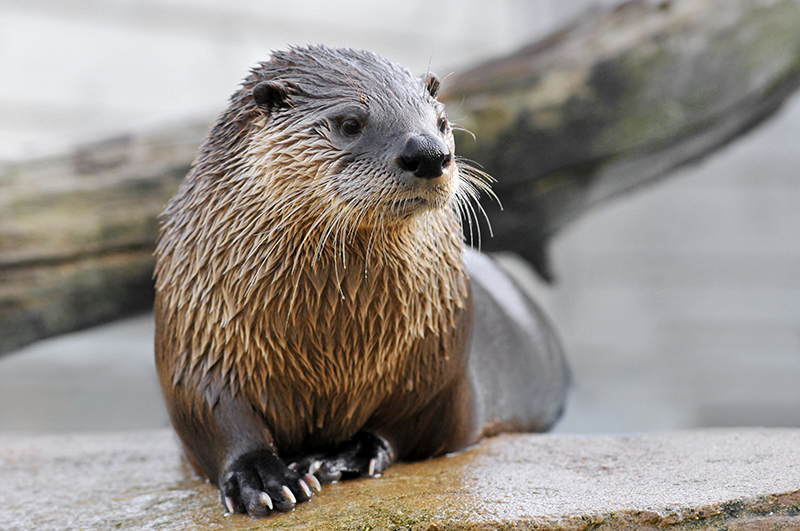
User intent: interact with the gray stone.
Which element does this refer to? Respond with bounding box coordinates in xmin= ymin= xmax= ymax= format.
xmin=1 ymin=429 xmax=798 ymax=530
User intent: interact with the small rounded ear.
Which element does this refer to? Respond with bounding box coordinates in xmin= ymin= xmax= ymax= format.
xmin=424 ymin=73 xmax=441 ymax=98
xmin=253 ymin=81 xmax=290 ymax=111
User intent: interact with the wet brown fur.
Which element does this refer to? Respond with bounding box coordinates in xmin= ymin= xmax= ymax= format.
xmin=154 ymin=46 xmax=490 ymax=482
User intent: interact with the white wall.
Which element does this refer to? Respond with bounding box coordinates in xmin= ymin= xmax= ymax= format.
xmin=549 ymin=92 xmax=800 ymax=432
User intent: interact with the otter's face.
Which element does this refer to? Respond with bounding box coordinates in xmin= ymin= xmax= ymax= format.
xmin=247 ymin=47 xmax=479 ymax=230
xmin=315 ymin=73 xmax=459 ymax=221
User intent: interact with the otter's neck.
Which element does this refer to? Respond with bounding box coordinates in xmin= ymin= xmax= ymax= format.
xmin=256 ymin=209 xmax=470 ymax=345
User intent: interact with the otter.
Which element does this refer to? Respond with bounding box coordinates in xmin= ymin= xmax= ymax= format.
xmin=155 ymin=45 xmax=568 ymax=517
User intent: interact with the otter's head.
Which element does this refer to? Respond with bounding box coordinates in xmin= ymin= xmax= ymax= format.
xmin=214 ymin=46 xmax=489 ymax=234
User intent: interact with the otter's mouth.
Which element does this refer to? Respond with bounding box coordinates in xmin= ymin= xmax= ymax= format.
xmin=383 ymin=169 xmax=459 ymax=218
xmin=388 ymin=196 xmax=428 ymax=216
xmin=393 ymin=197 xmax=428 ymax=208
xmin=388 ymin=193 xmax=454 ymax=217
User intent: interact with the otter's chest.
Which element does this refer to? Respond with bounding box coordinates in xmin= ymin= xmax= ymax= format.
xmin=253 ymin=260 xmax=466 ymax=448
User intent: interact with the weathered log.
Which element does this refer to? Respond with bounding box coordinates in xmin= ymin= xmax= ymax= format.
xmin=441 ymin=0 xmax=800 ymax=280
xmin=2 ymin=0 xmax=800 ymax=353
xmin=0 ymin=123 xmax=208 ymax=353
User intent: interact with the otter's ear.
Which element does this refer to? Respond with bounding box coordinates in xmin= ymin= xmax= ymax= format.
xmin=253 ymin=81 xmax=290 ymax=112
xmin=424 ymin=73 xmax=441 ymax=99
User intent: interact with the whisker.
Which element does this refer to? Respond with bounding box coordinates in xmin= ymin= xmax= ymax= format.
xmin=453 ymin=188 xmax=475 ymax=248
xmin=450 ymin=123 xmax=476 ymax=141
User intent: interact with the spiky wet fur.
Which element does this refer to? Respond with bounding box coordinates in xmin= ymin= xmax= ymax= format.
xmin=154 ymin=46 xmax=491 ymax=463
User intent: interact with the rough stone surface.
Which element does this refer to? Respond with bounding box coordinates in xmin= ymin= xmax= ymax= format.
xmin=1 ymin=429 xmax=798 ymax=530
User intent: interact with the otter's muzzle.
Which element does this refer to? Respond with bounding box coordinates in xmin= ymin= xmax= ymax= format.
xmin=397 ymin=134 xmax=453 ymax=179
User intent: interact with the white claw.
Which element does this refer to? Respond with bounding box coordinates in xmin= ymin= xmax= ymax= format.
xmin=287 ymin=462 xmax=298 ymax=471
xmin=308 ymin=460 xmax=322 ymax=475
xmin=282 ymin=485 xmax=296 ymax=504
xmin=299 ymin=479 xmax=312 ymax=498
xmin=304 ymin=473 xmax=322 ymax=492
xmin=368 ymin=458 xmax=377 ymax=477
xmin=224 ymin=496 xmax=235 ymax=514
xmin=258 ymin=491 xmax=273 ymax=510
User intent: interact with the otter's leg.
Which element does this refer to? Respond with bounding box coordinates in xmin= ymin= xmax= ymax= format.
xmin=288 ymin=376 xmax=476 ymax=481
xmin=465 ymin=249 xmax=569 ymax=436
xmin=287 ymin=431 xmax=394 ymax=484
xmin=163 ymin=377 xmax=318 ymax=516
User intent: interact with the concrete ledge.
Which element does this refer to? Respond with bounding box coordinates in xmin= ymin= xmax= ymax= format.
xmin=1 ymin=429 xmax=798 ymax=530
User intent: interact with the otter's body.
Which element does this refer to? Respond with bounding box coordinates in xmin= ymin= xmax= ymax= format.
xmin=155 ymin=46 xmax=567 ymax=517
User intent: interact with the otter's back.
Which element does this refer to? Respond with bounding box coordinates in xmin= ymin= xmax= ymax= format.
xmin=465 ymin=248 xmax=569 ymax=436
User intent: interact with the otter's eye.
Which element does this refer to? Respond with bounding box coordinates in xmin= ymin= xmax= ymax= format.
xmin=438 ymin=116 xmax=448 ymax=134
xmin=341 ymin=118 xmax=363 ymax=136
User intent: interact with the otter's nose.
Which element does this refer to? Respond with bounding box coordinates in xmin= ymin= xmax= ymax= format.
xmin=397 ymin=134 xmax=452 ymax=179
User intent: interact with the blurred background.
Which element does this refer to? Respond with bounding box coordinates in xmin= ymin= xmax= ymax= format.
xmin=0 ymin=0 xmax=798 ymax=434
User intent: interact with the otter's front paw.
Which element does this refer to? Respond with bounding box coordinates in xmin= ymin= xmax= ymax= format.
xmin=289 ymin=431 xmax=394 ymax=484
xmin=220 ymin=450 xmax=321 ymax=517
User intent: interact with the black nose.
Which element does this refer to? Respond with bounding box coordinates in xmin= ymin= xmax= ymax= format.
xmin=397 ymin=134 xmax=452 ymax=179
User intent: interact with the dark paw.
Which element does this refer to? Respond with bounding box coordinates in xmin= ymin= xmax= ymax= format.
xmin=219 ymin=450 xmax=321 ymax=517
xmin=288 ymin=431 xmax=394 ymax=485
